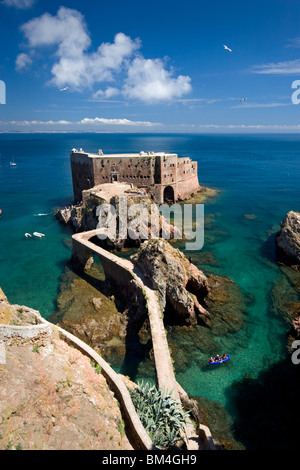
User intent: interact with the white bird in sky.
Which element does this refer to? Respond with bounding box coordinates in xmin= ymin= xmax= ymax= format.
xmin=240 ymin=97 xmax=247 ymax=102
xmin=60 ymin=87 xmax=69 ymax=92
xmin=223 ymin=44 xmax=232 ymax=52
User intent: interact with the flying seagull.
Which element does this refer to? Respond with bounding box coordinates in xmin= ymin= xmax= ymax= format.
xmin=60 ymin=87 xmax=69 ymax=92
xmin=223 ymin=44 xmax=232 ymax=52
xmin=240 ymin=97 xmax=247 ymax=102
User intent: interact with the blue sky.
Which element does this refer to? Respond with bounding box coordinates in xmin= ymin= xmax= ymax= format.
xmin=0 ymin=0 xmax=299 ymax=133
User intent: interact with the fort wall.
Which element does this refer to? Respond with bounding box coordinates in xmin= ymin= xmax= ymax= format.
xmin=70 ymin=149 xmax=201 ymax=204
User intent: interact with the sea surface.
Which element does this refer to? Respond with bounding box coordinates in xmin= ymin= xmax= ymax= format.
xmin=0 ymin=133 xmax=299 ymax=444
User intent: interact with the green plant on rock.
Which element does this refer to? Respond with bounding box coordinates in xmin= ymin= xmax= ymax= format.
xmin=90 ymin=359 xmax=102 ymax=375
xmin=129 ymin=381 xmax=190 ymax=450
xmin=32 ymin=344 xmax=40 ymax=354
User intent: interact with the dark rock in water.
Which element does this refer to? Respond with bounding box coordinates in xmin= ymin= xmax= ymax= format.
xmin=270 ymin=264 xmax=300 ymax=339
xmin=205 ymin=275 xmax=246 ymax=336
xmin=192 ymin=252 xmax=221 ymax=268
xmin=49 ymin=265 xmax=129 ymax=359
xmin=194 ymin=395 xmax=245 ymax=450
xmin=131 ymin=239 xmax=210 ymax=326
xmin=244 ymin=292 xmax=256 ymax=307
xmin=276 ymin=211 xmax=300 ymax=269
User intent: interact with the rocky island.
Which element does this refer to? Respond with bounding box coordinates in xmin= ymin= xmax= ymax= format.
xmin=276 ymin=211 xmax=300 ymax=269
xmin=276 ymin=211 xmax=300 ymax=341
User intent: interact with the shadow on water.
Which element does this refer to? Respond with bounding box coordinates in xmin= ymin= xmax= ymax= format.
xmin=259 ymin=229 xmax=280 ymax=267
xmin=62 ymin=257 xmax=152 ymax=384
xmin=229 ymin=356 xmax=300 ymax=450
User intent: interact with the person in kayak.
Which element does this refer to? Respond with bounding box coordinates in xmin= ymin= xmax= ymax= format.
xmin=209 ymin=354 xmax=228 ymax=363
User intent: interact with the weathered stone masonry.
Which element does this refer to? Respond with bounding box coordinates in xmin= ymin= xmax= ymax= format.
xmin=71 ymin=148 xmax=201 ymax=204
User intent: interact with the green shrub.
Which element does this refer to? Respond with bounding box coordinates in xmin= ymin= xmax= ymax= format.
xmin=130 ymin=381 xmax=189 ymax=449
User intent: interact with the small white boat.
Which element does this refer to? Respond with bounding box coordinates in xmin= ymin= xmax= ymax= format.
xmin=25 ymin=233 xmax=32 ymax=238
xmin=33 ymin=232 xmax=45 ymax=238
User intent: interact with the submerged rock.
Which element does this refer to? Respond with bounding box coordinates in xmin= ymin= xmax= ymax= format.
xmin=49 ymin=264 xmax=130 ymax=359
xmin=276 ymin=211 xmax=300 ymax=269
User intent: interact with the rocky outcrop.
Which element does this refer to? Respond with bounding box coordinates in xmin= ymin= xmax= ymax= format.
xmin=0 ymin=289 xmax=41 ymax=327
xmin=131 ymin=239 xmax=210 ymax=326
xmin=65 ymin=193 xmax=182 ymax=251
xmin=292 ymin=317 xmax=300 ymax=337
xmin=0 ymin=291 xmax=133 ymax=451
xmin=276 ymin=211 xmax=300 ymax=269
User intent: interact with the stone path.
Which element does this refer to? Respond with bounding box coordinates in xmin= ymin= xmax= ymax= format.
xmin=73 ymin=231 xmax=180 ymax=401
xmin=72 ymin=231 xmax=214 ymax=450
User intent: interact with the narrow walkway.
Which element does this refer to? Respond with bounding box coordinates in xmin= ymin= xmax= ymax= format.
xmin=72 ymin=231 xmax=180 ymax=401
xmin=72 ymin=231 xmax=215 ymax=450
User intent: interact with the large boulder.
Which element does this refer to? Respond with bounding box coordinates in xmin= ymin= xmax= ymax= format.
xmin=131 ymin=239 xmax=210 ymax=326
xmin=276 ymin=211 xmax=300 ymax=268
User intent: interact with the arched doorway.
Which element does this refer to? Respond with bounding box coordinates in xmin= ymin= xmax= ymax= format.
xmin=163 ymin=186 xmax=175 ymax=203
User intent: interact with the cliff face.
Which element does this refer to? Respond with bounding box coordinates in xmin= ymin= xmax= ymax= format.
xmin=275 ymin=211 xmax=300 ymax=340
xmin=276 ymin=211 xmax=300 ymax=268
xmin=0 ymin=292 xmax=133 ymax=451
xmin=131 ymin=239 xmax=210 ymax=326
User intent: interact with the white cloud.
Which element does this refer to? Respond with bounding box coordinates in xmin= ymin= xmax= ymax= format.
xmin=15 ymin=53 xmax=32 ymax=71
xmin=123 ymin=57 xmax=192 ymax=103
xmin=286 ymin=37 xmax=300 ymax=48
xmin=18 ymin=7 xmax=192 ymax=102
xmin=9 ymin=120 xmax=71 ymax=125
xmin=3 ymin=117 xmax=160 ymax=127
xmin=50 ymin=32 xmax=139 ymax=89
xmin=251 ymin=59 xmax=300 ymax=75
xmin=232 ymin=102 xmax=292 ymax=109
xmin=80 ymin=117 xmax=159 ymax=126
xmin=93 ymin=87 xmax=120 ymax=100
xmin=2 ymin=0 xmax=35 ymax=9
xmin=197 ymin=124 xmax=300 ymax=130
xmin=19 ymin=7 xmax=140 ymax=90
xmin=20 ymin=7 xmax=90 ymax=54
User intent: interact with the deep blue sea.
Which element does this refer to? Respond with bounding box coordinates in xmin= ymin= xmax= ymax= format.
xmin=0 ymin=133 xmax=299 ymax=433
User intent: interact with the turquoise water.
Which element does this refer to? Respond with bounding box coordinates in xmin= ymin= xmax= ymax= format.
xmin=0 ymin=133 xmax=299 ymax=423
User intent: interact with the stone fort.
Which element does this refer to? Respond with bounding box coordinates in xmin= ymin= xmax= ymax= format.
xmin=71 ymin=148 xmax=201 ymax=204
